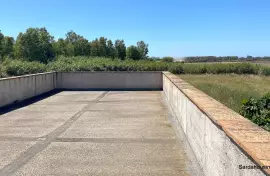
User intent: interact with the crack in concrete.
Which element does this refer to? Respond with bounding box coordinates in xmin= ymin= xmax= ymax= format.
xmin=0 ymin=91 xmax=109 ymax=176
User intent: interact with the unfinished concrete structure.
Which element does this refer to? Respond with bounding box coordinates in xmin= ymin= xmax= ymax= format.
xmin=0 ymin=71 xmax=269 ymax=176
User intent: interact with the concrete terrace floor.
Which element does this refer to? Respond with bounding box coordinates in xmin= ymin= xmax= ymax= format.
xmin=0 ymin=91 xmax=202 ymax=176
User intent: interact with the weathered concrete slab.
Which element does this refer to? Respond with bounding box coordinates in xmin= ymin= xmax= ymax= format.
xmin=0 ymin=141 xmax=36 ymax=170
xmin=34 ymin=91 xmax=104 ymax=104
xmin=13 ymin=142 xmax=189 ymax=176
xmin=0 ymin=91 xmax=202 ymax=176
xmin=59 ymin=111 xmax=175 ymax=139
xmin=0 ymin=112 xmax=78 ymax=137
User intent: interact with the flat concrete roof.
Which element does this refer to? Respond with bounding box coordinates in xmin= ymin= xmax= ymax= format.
xmin=0 ymin=91 xmax=202 ymax=176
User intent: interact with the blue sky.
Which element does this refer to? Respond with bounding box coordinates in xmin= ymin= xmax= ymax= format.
xmin=1 ymin=0 xmax=270 ymax=57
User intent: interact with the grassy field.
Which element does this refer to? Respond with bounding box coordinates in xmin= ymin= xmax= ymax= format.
xmin=178 ymin=74 xmax=270 ymax=112
xmin=253 ymin=61 xmax=270 ymax=67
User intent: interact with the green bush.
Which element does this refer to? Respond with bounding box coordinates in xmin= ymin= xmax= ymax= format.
xmin=180 ymin=63 xmax=260 ymax=75
xmin=168 ymin=64 xmax=183 ymax=74
xmin=234 ymin=63 xmax=259 ymax=74
xmin=261 ymin=66 xmax=270 ymax=76
xmin=240 ymin=93 xmax=270 ymax=131
xmin=0 ymin=65 xmax=7 ymax=78
xmin=5 ymin=60 xmax=47 ymax=76
xmin=182 ymin=64 xmax=207 ymax=74
xmin=161 ymin=57 xmax=174 ymax=62
xmin=47 ymin=56 xmax=170 ymax=72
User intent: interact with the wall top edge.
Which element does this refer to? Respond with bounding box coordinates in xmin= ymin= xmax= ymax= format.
xmin=0 ymin=72 xmax=56 ymax=81
xmin=58 ymin=71 xmax=163 ymax=73
xmin=0 ymin=71 xmax=164 ymax=81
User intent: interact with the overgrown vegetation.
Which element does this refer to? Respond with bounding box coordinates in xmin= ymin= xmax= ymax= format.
xmin=0 ymin=64 xmax=7 ymax=78
xmin=1 ymin=57 xmax=270 ymax=77
xmin=262 ymin=66 xmax=270 ymax=75
xmin=179 ymin=74 xmax=270 ymax=131
xmin=240 ymin=93 xmax=270 ymax=131
xmin=3 ymin=59 xmax=46 ymax=76
xmin=181 ymin=62 xmax=262 ymax=74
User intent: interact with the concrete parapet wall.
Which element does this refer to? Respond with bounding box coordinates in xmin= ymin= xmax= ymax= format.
xmin=0 ymin=72 xmax=162 ymax=107
xmin=163 ymin=71 xmax=269 ymax=176
xmin=56 ymin=72 xmax=162 ymax=90
xmin=0 ymin=72 xmax=56 ymax=107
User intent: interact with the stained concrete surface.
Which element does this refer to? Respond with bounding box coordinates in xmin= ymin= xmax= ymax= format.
xmin=0 ymin=91 xmax=202 ymax=176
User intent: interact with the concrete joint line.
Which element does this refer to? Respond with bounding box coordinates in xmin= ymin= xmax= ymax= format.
xmin=0 ymin=91 xmax=109 ymax=176
xmin=53 ymin=137 xmax=176 ymax=144
xmin=0 ymin=136 xmax=40 ymax=142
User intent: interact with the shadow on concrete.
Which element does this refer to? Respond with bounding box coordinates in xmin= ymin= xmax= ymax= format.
xmin=0 ymin=90 xmax=61 ymax=115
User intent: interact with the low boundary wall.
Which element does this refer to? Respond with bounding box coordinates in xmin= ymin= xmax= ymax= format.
xmin=56 ymin=72 xmax=162 ymax=90
xmin=163 ymin=71 xmax=269 ymax=176
xmin=0 ymin=72 xmax=56 ymax=107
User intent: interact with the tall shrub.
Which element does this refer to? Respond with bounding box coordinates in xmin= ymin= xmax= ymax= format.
xmin=240 ymin=93 xmax=270 ymax=131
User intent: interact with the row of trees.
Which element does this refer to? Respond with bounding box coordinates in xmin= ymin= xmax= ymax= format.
xmin=0 ymin=32 xmax=14 ymax=59
xmin=0 ymin=28 xmax=149 ymax=63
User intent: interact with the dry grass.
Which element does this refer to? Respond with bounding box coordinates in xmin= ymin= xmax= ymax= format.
xmin=178 ymin=74 xmax=270 ymax=112
xmin=253 ymin=61 xmax=270 ymax=67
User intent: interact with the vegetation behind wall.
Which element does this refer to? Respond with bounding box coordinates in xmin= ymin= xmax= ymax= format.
xmin=1 ymin=56 xmax=270 ymax=77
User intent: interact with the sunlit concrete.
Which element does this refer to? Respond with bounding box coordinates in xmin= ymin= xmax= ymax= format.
xmin=0 ymin=91 xmax=202 ymax=176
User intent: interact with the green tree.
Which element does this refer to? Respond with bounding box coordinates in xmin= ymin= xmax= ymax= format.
xmin=115 ymin=39 xmax=126 ymax=60
xmin=13 ymin=28 xmax=54 ymax=63
xmin=74 ymin=38 xmax=90 ymax=56
xmin=65 ymin=42 xmax=75 ymax=56
xmin=90 ymin=39 xmax=99 ymax=56
xmin=0 ymin=31 xmax=4 ymax=59
xmin=64 ymin=31 xmax=90 ymax=56
xmin=137 ymin=41 xmax=148 ymax=59
xmin=52 ymin=38 xmax=74 ymax=56
xmin=38 ymin=28 xmax=55 ymax=60
xmin=13 ymin=33 xmax=23 ymax=58
xmin=53 ymin=38 xmax=64 ymax=56
xmin=65 ymin=31 xmax=81 ymax=44
xmin=126 ymin=45 xmax=141 ymax=60
xmin=2 ymin=36 xmax=14 ymax=58
xmin=106 ymin=39 xmax=116 ymax=58
xmin=98 ymin=37 xmax=107 ymax=57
